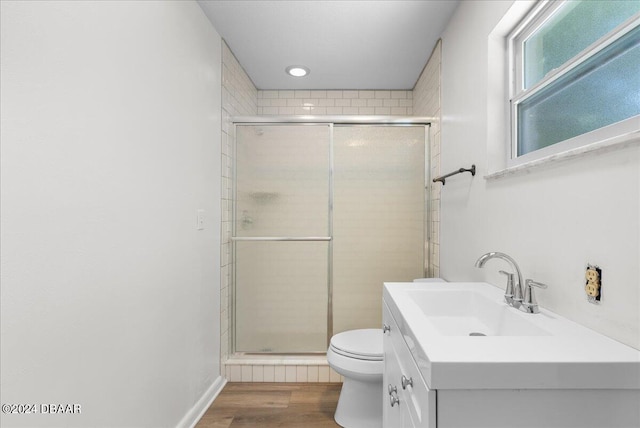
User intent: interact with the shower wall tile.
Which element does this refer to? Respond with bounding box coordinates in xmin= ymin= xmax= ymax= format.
xmin=391 ymin=107 xmax=409 ymax=115
xmin=307 ymin=366 xmax=319 ymax=382
xmin=327 ymin=107 xmax=344 ymax=115
xmin=252 ymin=366 xmax=264 ymax=382
xmin=318 ymin=366 xmax=330 ymax=382
xmin=318 ymin=99 xmax=335 ymax=107
xmin=296 ymin=366 xmax=308 ymax=382
xmin=257 ymin=89 xmax=413 ymax=116
xmin=262 ymin=90 xmax=278 ymax=99
xmin=228 ymin=365 xmax=242 ymax=382
xmin=220 ymin=40 xmax=258 ymax=378
xmin=274 ymin=366 xmax=286 ymax=382
xmin=358 ymin=107 xmax=375 ymax=115
xmin=241 ymin=365 xmax=253 ymax=382
xmin=263 ymin=365 xmax=275 ymax=382
xmin=413 ymin=39 xmax=442 ymax=277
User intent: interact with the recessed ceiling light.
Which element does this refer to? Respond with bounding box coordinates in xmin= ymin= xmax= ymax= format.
xmin=285 ymin=65 xmax=310 ymax=77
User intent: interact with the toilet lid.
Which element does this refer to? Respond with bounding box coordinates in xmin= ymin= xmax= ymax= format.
xmin=330 ymin=329 xmax=383 ymax=360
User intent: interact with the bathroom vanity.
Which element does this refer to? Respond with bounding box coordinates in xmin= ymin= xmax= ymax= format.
xmin=382 ymin=282 xmax=640 ymax=428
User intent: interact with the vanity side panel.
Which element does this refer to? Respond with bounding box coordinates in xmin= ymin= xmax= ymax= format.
xmin=437 ymin=389 xmax=640 ymax=428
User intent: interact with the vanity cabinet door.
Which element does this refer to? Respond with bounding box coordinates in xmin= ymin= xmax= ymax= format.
xmin=383 ymin=304 xmax=412 ymax=427
xmin=394 ymin=340 xmax=435 ymax=428
xmin=384 ymin=338 xmax=410 ymax=426
xmin=384 ymin=301 xmax=436 ymax=428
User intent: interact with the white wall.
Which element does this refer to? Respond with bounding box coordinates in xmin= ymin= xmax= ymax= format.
xmin=0 ymin=1 xmax=223 ymax=427
xmin=439 ymin=1 xmax=640 ymax=349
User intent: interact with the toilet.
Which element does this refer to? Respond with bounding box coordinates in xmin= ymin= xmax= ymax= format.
xmin=327 ymin=328 xmax=383 ymax=428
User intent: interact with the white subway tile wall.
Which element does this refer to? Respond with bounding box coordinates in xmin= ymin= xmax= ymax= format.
xmin=413 ymin=40 xmax=442 ymax=278
xmin=220 ymin=39 xmax=442 ymax=382
xmin=220 ymin=41 xmax=257 ymax=378
xmin=225 ymin=365 xmax=343 ymax=383
xmin=258 ymin=90 xmax=413 ymax=116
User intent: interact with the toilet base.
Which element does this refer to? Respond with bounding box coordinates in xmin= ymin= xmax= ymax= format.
xmin=334 ymin=376 xmax=383 ymax=428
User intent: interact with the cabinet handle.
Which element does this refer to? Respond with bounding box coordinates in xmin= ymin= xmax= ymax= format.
xmin=387 ymin=384 xmax=397 ymax=395
xmin=389 ymin=392 xmax=400 ymax=407
xmin=383 ymin=324 xmax=391 ymax=334
xmin=401 ymin=375 xmax=413 ymax=389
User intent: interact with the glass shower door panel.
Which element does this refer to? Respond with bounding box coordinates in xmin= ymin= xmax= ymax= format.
xmin=234 ymin=241 xmax=329 ymax=353
xmin=234 ymin=124 xmax=331 ymax=353
xmin=235 ymin=125 xmax=330 ymax=237
xmin=333 ymin=126 xmax=425 ymax=334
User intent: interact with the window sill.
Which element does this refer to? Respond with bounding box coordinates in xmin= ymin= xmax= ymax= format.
xmin=485 ymin=129 xmax=640 ymax=180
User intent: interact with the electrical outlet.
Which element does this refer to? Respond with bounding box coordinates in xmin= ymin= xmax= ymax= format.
xmin=585 ymin=264 xmax=602 ymax=304
xmin=585 ymin=282 xmax=599 ymax=297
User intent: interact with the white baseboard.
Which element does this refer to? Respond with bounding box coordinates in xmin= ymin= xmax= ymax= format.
xmin=177 ymin=375 xmax=227 ymax=428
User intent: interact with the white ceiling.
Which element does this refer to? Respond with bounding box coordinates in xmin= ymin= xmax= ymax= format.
xmin=197 ymin=1 xmax=459 ymax=90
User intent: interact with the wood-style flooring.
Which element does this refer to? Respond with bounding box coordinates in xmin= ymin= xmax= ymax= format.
xmin=196 ymin=383 xmax=342 ymax=428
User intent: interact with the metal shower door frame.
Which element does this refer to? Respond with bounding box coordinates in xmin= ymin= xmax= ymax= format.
xmin=230 ymin=116 xmax=433 ymax=354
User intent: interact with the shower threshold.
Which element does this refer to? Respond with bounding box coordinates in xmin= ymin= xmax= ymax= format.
xmin=226 ymin=352 xmax=328 ymax=366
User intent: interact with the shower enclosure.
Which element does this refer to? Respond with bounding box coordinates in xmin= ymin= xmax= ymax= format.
xmin=232 ymin=118 xmax=431 ymax=354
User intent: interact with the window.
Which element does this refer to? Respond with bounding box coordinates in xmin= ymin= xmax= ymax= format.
xmin=508 ymin=0 xmax=640 ymax=165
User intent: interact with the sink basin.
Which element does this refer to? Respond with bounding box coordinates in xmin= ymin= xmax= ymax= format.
xmin=405 ymin=288 xmax=550 ymax=336
xmin=383 ymin=281 xmax=640 ymax=390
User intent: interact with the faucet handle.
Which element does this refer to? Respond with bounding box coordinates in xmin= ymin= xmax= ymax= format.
xmin=522 ymin=279 xmax=548 ymax=313
xmin=525 ymin=279 xmax=548 ymax=289
xmin=498 ymin=270 xmax=515 ymax=305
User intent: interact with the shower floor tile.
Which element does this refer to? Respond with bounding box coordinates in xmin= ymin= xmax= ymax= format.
xmin=196 ymin=383 xmax=341 ymax=427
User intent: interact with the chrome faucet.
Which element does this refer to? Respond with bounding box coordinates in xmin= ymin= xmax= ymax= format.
xmin=475 ymin=252 xmax=548 ymax=314
xmin=475 ymin=252 xmax=524 ymax=309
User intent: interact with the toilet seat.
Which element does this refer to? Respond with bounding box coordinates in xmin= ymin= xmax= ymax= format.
xmin=329 ymin=329 xmax=383 ymax=361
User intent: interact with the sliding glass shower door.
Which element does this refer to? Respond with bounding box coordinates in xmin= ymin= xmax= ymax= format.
xmin=233 ymin=123 xmax=427 ymax=353
xmin=234 ymin=125 xmax=331 ymax=353
xmin=332 ymin=126 xmax=426 ymax=334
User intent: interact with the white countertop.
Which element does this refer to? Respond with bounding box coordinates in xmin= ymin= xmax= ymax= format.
xmin=383 ymin=281 xmax=640 ymax=390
